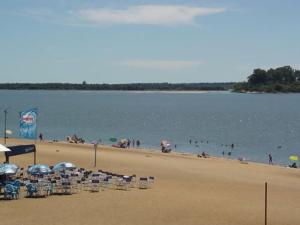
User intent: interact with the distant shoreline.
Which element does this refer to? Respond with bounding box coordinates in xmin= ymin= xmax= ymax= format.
xmin=0 ymin=89 xmax=230 ymax=94
xmin=0 ymin=82 xmax=235 ymax=91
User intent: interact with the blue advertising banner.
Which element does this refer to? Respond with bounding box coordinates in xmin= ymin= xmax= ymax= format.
xmin=19 ymin=108 xmax=38 ymax=139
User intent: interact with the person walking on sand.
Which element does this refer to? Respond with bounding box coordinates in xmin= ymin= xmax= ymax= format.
xmin=39 ymin=133 xmax=43 ymax=142
xmin=268 ymin=154 xmax=273 ymax=165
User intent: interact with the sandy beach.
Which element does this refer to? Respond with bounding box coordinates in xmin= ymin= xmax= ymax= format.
xmin=0 ymin=138 xmax=299 ymax=225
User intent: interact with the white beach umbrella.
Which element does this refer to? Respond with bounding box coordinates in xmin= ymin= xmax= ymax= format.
xmin=0 ymin=144 xmax=11 ymax=152
xmin=5 ymin=130 xmax=13 ymax=135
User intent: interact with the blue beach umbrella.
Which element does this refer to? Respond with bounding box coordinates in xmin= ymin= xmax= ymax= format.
xmin=0 ymin=163 xmax=19 ymax=175
xmin=53 ymin=162 xmax=76 ymax=172
xmin=27 ymin=164 xmax=51 ymax=175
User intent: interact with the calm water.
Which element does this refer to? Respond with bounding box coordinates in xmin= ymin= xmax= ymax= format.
xmin=0 ymin=90 xmax=300 ymax=165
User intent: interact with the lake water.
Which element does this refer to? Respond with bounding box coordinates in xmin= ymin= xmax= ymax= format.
xmin=0 ymin=90 xmax=300 ymax=165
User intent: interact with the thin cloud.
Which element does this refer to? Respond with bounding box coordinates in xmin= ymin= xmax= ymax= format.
xmin=77 ymin=5 xmax=226 ymax=26
xmin=120 ymin=59 xmax=204 ymax=69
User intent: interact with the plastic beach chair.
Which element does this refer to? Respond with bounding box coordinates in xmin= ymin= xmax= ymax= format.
xmin=62 ymin=181 xmax=72 ymax=194
xmin=4 ymin=184 xmax=18 ymax=200
xmin=70 ymin=173 xmax=80 ymax=193
xmin=116 ymin=176 xmax=131 ymax=190
xmin=99 ymin=177 xmax=109 ymax=190
xmin=26 ymin=183 xmax=37 ymax=197
xmin=139 ymin=177 xmax=149 ymax=189
xmin=90 ymin=179 xmax=100 ymax=192
xmin=148 ymin=176 xmax=155 ymax=188
xmin=115 ymin=178 xmax=127 ymax=190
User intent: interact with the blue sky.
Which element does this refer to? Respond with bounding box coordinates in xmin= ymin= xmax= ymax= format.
xmin=0 ymin=0 xmax=300 ymax=83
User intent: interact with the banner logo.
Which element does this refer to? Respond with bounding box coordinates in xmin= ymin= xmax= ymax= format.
xmin=20 ymin=108 xmax=38 ymax=139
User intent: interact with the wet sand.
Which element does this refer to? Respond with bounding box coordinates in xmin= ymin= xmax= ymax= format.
xmin=1 ymin=138 xmax=300 ymax=225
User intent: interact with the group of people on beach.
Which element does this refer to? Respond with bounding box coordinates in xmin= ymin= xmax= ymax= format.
xmin=67 ymin=135 xmax=85 ymax=144
xmin=126 ymin=139 xmax=141 ymax=148
xmin=37 ymin=133 xmax=298 ymax=167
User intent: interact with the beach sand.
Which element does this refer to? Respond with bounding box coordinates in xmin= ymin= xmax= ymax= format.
xmin=1 ymin=138 xmax=300 ymax=225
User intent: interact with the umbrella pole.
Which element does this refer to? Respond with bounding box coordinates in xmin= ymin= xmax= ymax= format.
xmin=34 ymin=151 xmax=36 ymax=165
xmin=265 ymin=182 xmax=268 ymax=225
xmin=94 ymin=144 xmax=97 ymax=167
xmin=4 ymin=109 xmax=7 ymax=144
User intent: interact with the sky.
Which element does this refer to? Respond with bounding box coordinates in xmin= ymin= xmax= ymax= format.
xmin=0 ymin=0 xmax=300 ymax=83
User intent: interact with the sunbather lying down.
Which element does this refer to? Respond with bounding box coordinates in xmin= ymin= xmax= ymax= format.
xmin=197 ymin=152 xmax=209 ymax=158
xmin=238 ymin=157 xmax=248 ymax=164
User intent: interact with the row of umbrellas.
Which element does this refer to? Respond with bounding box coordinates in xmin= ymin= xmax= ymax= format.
xmin=1 ymin=144 xmax=76 ymax=176
xmin=0 ymin=162 xmax=76 ymax=176
xmin=27 ymin=162 xmax=76 ymax=175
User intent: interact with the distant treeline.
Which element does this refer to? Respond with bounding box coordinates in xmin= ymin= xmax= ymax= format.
xmin=0 ymin=82 xmax=234 ymax=91
xmin=233 ymin=66 xmax=300 ymax=93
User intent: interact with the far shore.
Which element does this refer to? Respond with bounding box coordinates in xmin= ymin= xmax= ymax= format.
xmin=0 ymin=89 xmax=229 ymax=93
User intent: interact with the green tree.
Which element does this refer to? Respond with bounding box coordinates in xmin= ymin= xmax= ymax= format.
xmin=248 ymin=69 xmax=268 ymax=85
